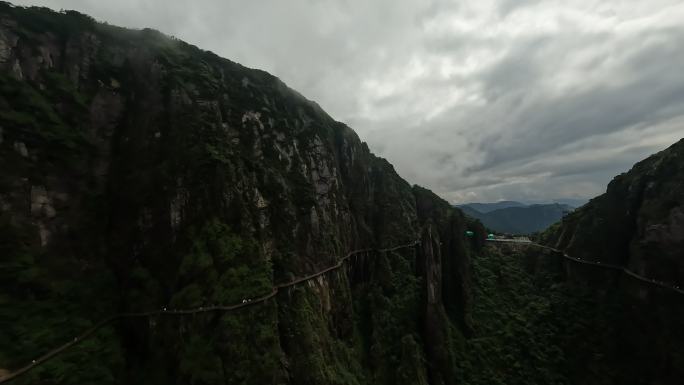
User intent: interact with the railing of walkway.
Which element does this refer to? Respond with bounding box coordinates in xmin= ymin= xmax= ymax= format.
xmin=0 ymin=240 xmax=420 ymax=383
xmin=486 ymin=239 xmax=684 ymax=295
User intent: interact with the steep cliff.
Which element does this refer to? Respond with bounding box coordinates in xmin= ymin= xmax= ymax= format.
xmin=541 ymin=138 xmax=684 ymax=384
xmin=544 ymin=138 xmax=684 ymax=286
xmin=0 ymin=3 xmax=484 ymax=384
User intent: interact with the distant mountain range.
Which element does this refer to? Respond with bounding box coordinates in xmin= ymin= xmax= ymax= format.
xmin=457 ymin=202 xmax=574 ymax=234
xmin=545 ymin=198 xmax=588 ymax=207
xmin=462 ymin=200 xmax=527 ymax=213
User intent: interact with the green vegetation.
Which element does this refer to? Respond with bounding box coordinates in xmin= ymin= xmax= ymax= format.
xmin=0 ymin=215 xmax=124 ymax=385
xmin=173 ymin=219 xmax=272 ymax=307
xmin=458 ymin=246 xmax=622 ymax=385
xmin=121 ymin=219 xmax=284 ymax=384
xmin=0 ymin=2 xmax=95 ymax=40
xmin=279 ymin=284 xmax=363 ymax=385
xmin=0 ymin=71 xmax=91 ymax=188
xmin=358 ymin=251 xmax=425 ymax=384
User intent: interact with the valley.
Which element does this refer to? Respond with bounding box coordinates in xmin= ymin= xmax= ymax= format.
xmin=0 ymin=3 xmax=682 ymax=385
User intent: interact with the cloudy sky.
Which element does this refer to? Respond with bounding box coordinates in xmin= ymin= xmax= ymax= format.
xmin=14 ymin=0 xmax=684 ymax=204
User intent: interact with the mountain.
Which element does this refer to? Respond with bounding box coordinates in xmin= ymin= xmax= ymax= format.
xmin=457 ymin=140 xmax=684 ymax=385
xmin=458 ymin=200 xmax=526 ymax=213
xmin=550 ymin=198 xmax=587 ymax=207
xmin=540 ymin=138 xmax=684 ymax=384
xmin=543 ymin=138 xmax=684 ymax=273
xmin=455 ymin=138 xmax=684 ymax=384
xmin=1 ymin=3 xmax=682 ymax=385
xmin=0 ymin=3 xmax=486 ymax=384
xmin=459 ymin=203 xmax=573 ymax=234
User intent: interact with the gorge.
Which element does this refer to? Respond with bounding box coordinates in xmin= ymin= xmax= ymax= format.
xmin=0 ymin=3 xmax=682 ymax=385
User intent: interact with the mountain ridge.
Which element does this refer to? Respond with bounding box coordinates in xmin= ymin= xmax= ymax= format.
xmin=458 ymin=202 xmax=573 ymax=234
xmin=456 ymin=200 xmax=526 ymax=213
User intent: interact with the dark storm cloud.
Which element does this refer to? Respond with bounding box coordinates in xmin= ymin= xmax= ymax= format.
xmin=13 ymin=0 xmax=684 ymax=203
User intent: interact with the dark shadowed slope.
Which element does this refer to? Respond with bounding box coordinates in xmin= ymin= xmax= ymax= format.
xmin=544 ymin=138 xmax=684 ymax=279
xmin=541 ymin=138 xmax=684 ymax=385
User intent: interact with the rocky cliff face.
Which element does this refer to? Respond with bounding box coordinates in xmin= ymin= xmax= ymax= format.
xmin=542 ymin=138 xmax=684 ymax=384
xmin=545 ymin=138 xmax=684 ymax=286
xmin=0 ymin=3 xmax=484 ymax=384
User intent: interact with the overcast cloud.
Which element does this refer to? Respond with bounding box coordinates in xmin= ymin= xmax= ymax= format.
xmin=13 ymin=0 xmax=684 ymax=203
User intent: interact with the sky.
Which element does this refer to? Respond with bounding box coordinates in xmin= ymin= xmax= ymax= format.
xmin=13 ymin=0 xmax=684 ymax=204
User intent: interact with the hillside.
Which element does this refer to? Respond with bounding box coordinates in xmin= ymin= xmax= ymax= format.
xmin=455 ymin=138 xmax=684 ymax=384
xmin=0 ymin=3 xmax=485 ymax=384
xmin=465 ymin=240 xmax=684 ymax=385
xmin=459 ymin=203 xmax=573 ymax=234
xmin=541 ymin=138 xmax=684 ymax=384
xmin=543 ymin=138 xmax=684 ymax=281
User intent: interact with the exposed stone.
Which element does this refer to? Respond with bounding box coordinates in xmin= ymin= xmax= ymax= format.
xmin=169 ymin=185 xmax=188 ymax=232
xmin=254 ymin=188 xmax=268 ymax=209
xmin=10 ymin=57 xmax=21 ymax=79
xmin=38 ymin=45 xmax=53 ymax=68
xmin=241 ymin=110 xmax=263 ymax=128
xmin=13 ymin=141 xmax=27 ymax=157
xmin=37 ymin=222 xmax=50 ymax=247
xmin=0 ymin=29 xmax=13 ymax=63
xmin=30 ymin=185 xmax=56 ymax=218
